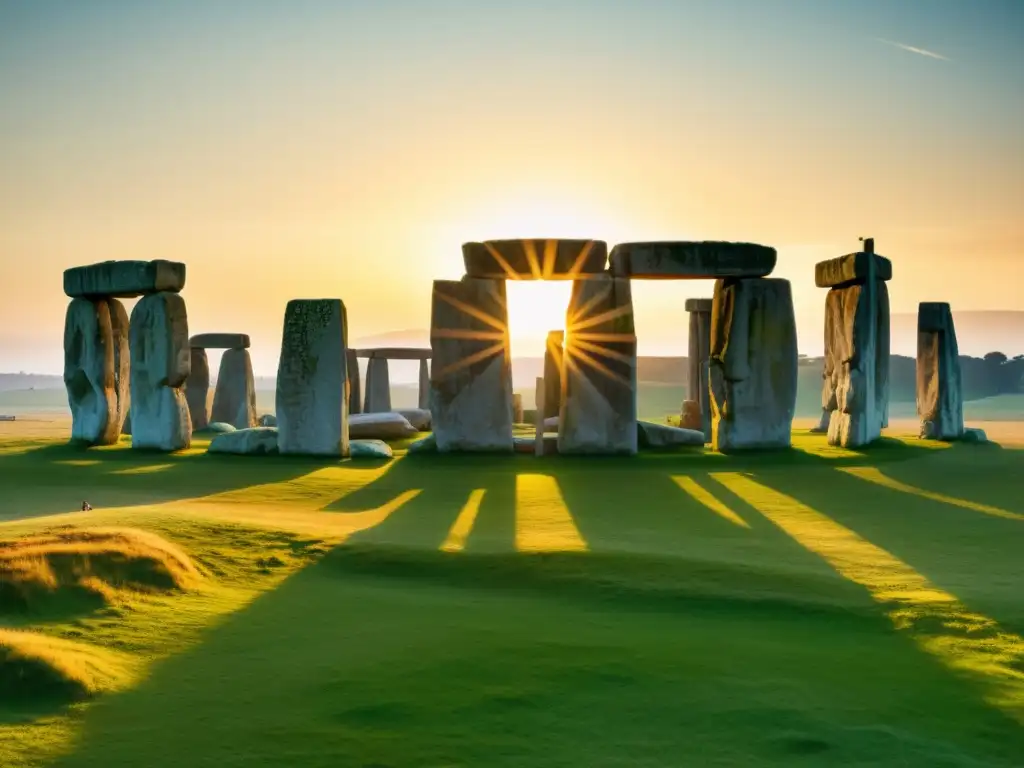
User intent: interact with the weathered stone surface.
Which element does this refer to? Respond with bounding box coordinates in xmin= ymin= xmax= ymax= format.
xmin=815 ymin=252 xmax=893 ymax=288
xmin=354 ymin=347 xmax=432 ymax=360
xmin=64 ymin=260 xmax=186 ymax=299
xmin=363 ymin=357 xmax=392 ymax=413
xmin=412 ymin=360 xmax=427 ymax=411
xmin=201 ymin=422 xmax=236 ymax=434
xmin=462 ymin=239 xmax=607 ymax=280
xmin=188 ymin=333 xmax=250 ymax=349
xmin=350 ymin=439 xmax=394 ymax=459
xmin=122 ymin=408 xmax=131 ymax=436
xmin=129 ymin=292 xmax=191 ymax=451
xmin=543 ymin=416 xmax=559 ymax=431
xmin=543 ymin=330 xmax=564 ymax=420
xmin=407 ymin=433 xmax=438 ymax=453
xmin=821 ymin=278 xmax=889 ymax=448
xmin=558 ymin=275 xmax=637 ymax=455
xmin=208 ymin=427 xmax=279 ymax=455
xmin=686 ymin=300 xmax=713 ymax=440
xmin=210 ymin=349 xmax=257 ymax=430
xmin=107 ymin=299 xmax=130 ymax=434
xmin=609 ymin=242 xmax=776 ymax=280
xmin=809 ymin=408 xmax=830 ymax=434
xmin=346 ymin=349 xmax=361 ymax=416
xmin=637 ymin=421 xmax=705 ymax=449
xmin=512 ymin=393 xmax=524 ymax=423
xmin=709 ymin=278 xmax=798 ymax=452
xmin=258 ymin=414 xmax=277 ymax=427
xmin=962 ymin=427 xmax=987 ymax=443
xmin=917 ymin=302 xmax=964 ymax=440
xmin=430 ymin=278 xmax=514 ymax=452
xmin=349 ymin=412 xmax=417 ymax=440
xmin=184 ymin=347 xmax=211 ymax=431
xmin=395 ymin=408 xmax=431 ymax=431
xmin=275 ymin=299 xmax=349 ymax=457
xmin=680 ymin=400 xmax=703 ymax=433
xmin=64 ymin=299 xmax=119 ymax=445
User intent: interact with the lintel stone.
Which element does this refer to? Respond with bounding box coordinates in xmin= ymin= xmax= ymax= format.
xmin=684 ymin=298 xmax=713 ymax=313
xmin=190 ymin=332 xmax=251 ymax=349
xmin=609 ymin=241 xmax=776 ymax=280
xmin=462 ymin=239 xmax=608 ymax=280
xmin=64 ymin=260 xmax=186 ymax=299
xmin=353 ymin=347 xmax=432 ymax=360
xmin=815 ymin=252 xmax=893 ymax=288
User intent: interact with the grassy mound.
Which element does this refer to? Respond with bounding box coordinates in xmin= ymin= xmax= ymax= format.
xmin=0 ymin=527 xmax=202 ymax=614
xmin=0 ymin=628 xmax=131 ymax=703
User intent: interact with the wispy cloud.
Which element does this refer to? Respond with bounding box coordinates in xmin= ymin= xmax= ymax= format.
xmin=874 ymin=37 xmax=950 ymax=61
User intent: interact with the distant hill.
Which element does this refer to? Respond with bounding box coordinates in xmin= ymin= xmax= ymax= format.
xmin=891 ymin=310 xmax=1024 ymax=358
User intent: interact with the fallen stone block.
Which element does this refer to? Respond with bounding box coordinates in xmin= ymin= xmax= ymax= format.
xmin=350 ymin=439 xmax=394 ymax=459
xmin=395 ymin=408 xmax=431 ymax=432
xmin=349 ymin=412 xmax=417 ymax=440
xmin=258 ymin=414 xmax=277 ymax=427
xmin=961 ymin=427 xmax=987 ymax=443
xmin=189 ymin=332 xmax=250 ymax=349
xmin=815 ymin=251 xmax=893 ymax=288
xmin=64 ymin=260 xmax=186 ymax=299
xmin=208 ymin=427 xmax=279 ymax=455
xmin=462 ymin=239 xmax=607 ymax=280
xmin=637 ymin=421 xmax=706 ymax=449
xmin=609 ymin=242 xmax=776 ymax=280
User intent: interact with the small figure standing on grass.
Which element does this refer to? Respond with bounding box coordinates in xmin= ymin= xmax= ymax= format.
xmin=81 ymin=501 xmax=92 ymax=511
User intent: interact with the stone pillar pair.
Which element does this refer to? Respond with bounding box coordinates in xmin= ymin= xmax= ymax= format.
xmin=353 ymin=349 xmax=432 ymax=414
xmin=63 ymin=260 xmax=191 ymax=451
xmin=184 ymin=333 xmax=257 ymax=431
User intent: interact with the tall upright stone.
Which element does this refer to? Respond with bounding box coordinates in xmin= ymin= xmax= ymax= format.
xmin=129 ymin=292 xmax=191 ymax=451
xmin=106 ymin=298 xmax=131 ymax=434
xmin=709 ymin=278 xmax=798 ymax=453
xmin=815 ymin=239 xmax=892 ymax=447
xmin=417 ymin=358 xmax=430 ymax=409
xmin=429 ymin=278 xmax=514 ymax=452
xmin=63 ymin=298 xmax=120 ymax=445
xmin=184 ymin=347 xmax=211 ymax=431
xmin=917 ymin=302 xmax=964 ymax=440
xmin=211 ymin=348 xmax=257 ymax=429
xmin=346 ymin=349 xmax=362 ymax=416
xmin=542 ymin=330 xmax=564 ymax=420
xmin=276 ymin=299 xmax=349 ymax=457
xmin=682 ymin=298 xmax=712 ymax=440
xmin=558 ymin=275 xmax=637 ymax=455
xmin=364 ymin=357 xmax=392 ymax=413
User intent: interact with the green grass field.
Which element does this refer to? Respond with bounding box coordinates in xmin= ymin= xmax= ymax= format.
xmin=1 ymin=421 xmax=1023 ymax=767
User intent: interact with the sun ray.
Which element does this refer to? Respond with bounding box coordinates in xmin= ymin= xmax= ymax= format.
xmin=432 ymin=341 xmax=507 ymax=380
xmin=541 ymin=238 xmax=558 ymax=279
xmin=521 ymin=239 xmax=543 ymax=280
xmin=565 ymin=239 xmax=596 ymax=280
xmin=839 ymin=466 xmax=1023 ymax=522
xmin=570 ymin=337 xmax=635 ymax=366
xmin=566 ymin=286 xmax=610 ymax=329
xmin=672 ymin=476 xmax=750 ymax=528
xmin=712 ymin=471 xmax=1024 ymax=725
xmin=435 ymin=290 xmax=507 ymax=333
xmin=440 ymin=489 xmax=486 ymax=552
xmin=564 ymin=343 xmax=632 ymax=388
xmin=483 ymin=241 xmax=522 ymax=280
xmin=431 ymin=328 xmax=507 ymax=342
xmin=569 ymin=331 xmax=639 ymax=344
xmin=567 ymin=302 xmax=634 ymax=335
xmin=515 ymin=474 xmax=587 ymax=552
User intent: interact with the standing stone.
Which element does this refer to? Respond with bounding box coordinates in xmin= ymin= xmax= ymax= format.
xmin=512 ymin=393 xmax=524 ymax=423
xmin=816 ymin=240 xmax=891 ymax=448
xmin=534 ymin=376 xmax=546 ymax=456
xmin=684 ymin=298 xmax=712 ymax=440
xmin=346 ymin=349 xmax=361 ymax=416
xmin=709 ymin=278 xmax=798 ymax=453
xmin=106 ymin=299 xmax=130 ymax=434
xmin=417 ymin=358 xmax=430 ymax=409
xmin=364 ymin=357 xmax=392 ymax=413
xmin=917 ymin=302 xmax=964 ymax=440
xmin=184 ymin=348 xmax=211 ymax=431
xmin=558 ymin=275 xmax=637 ymax=455
xmin=129 ymin=292 xmax=191 ymax=451
xmin=429 ymin=278 xmax=514 ymax=452
xmin=276 ymin=299 xmax=349 ymax=457
xmin=211 ymin=348 xmax=257 ymax=430
xmin=543 ymin=330 xmax=564 ymax=420
xmin=63 ymin=299 xmax=119 ymax=445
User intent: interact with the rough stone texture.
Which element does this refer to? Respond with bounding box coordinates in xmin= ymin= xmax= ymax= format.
xmin=680 ymin=399 xmax=703 ymax=432
xmin=208 ymin=427 xmax=279 ymax=455
xmin=821 ymin=278 xmax=890 ymax=448
xmin=346 ymin=349 xmax=361 ymax=415
xmin=709 ymin=278 xmax=798 ymax=453
xmin=558 ymin=275 xmax=637 ymax=455
xmin=609 ymin=242 xmax=777 ymax=280
xmin=962 ymin=427 xmax=987 ymax=443
xmin=258 ymin=414 xmax=277 ymax=427
xmin=188 ymin=332 xmax=250 ymax=349
xmin=462 ymin=239 xmax=607 ymax=280
xmin=349 ymin=412 xmax=417 ymax=440
xmin=815 ymin=252 xmax=893 ymax=288
xmin=430 ymin=278 xmax=514 ymax=452
xmin=687 ymin=300 xmax=713 ymax=440
xmin=184 ymin=347 xmax=211 ymax=431
xmin=354 ymin=347 xmax=432 ymax=360
xmin=210 ymin=348 xmax=257 ymax=430
xmin=350 ymin=439 xmax=393 ymax=459
xmin=512 ymin=393 xmax=524 ymax=423
xmin=363 ymin=357 xmax=392 ymax=413
xmin=128 ymin=292 xmax=191 ymax=451
xmin=917 ymin=302 xmax=964 ymax=441
xmin=809 ymin=408 xmax=830 ymax=434
xmin=63 ymin=299 xmax=119 ymax=445
xmin=275 ymin=299 xmax=349 ymax=457
xmin=201 ymin=422 xmax=236 ymax=434
xmin=637 ymin=421 xmax=705 ymax=448
xmin=107 ymin=299 xmax=131 ymax=434
xmin=395 ymin=408 xmax=431 ymax=431
xmin=64 ymin=260 xmax=186 ymax=299
xmin=417 ymin=359 xmax=430 ymax=409
xmin=122 ymin=409 xmax=131 ymax=436
xmin=542 ymin=330 xmax=564 ymax=420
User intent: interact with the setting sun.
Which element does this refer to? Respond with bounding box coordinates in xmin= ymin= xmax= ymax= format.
xmin=505 ymin=280 xmax=572 ymax=355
